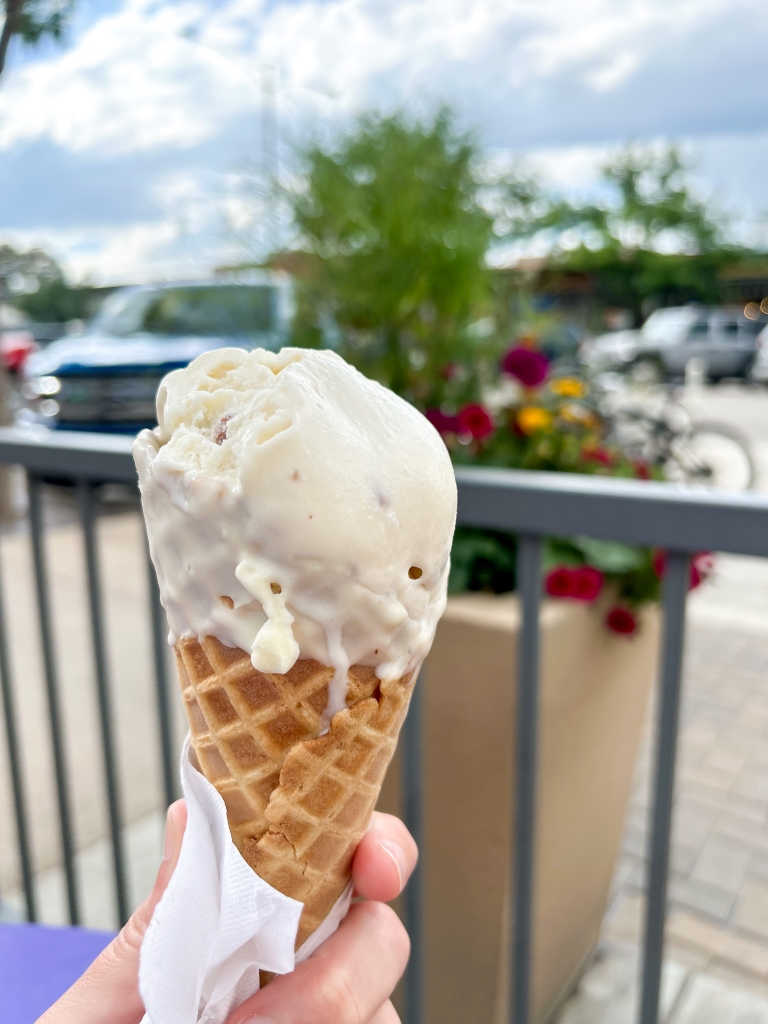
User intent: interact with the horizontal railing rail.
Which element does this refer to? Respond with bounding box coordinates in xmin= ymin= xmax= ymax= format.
xmin=0 ymin=427 xmax=766 ymax=1024
xmin=0 ymin=427 xmax=136 ymax=482
xmin=455 ymin=465 xmax=768 ymax=557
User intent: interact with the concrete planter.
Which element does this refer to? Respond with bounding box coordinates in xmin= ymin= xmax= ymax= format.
xmin=380 ymin=593 xmax=659 ymax=1024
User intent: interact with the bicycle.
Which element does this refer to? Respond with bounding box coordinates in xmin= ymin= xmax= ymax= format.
xmin=592 ymin=377 xmax=757 ymax=491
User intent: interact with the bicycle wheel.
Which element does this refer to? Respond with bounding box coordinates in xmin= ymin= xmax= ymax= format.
xmin=665 ymin=421 xmax=756 ymax=491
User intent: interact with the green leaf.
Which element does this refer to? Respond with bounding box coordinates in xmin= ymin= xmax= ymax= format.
xmin=543 ymin=538 xmax=583 ymax=571
xmin=572 ymin=536 xmax=644 ymax=573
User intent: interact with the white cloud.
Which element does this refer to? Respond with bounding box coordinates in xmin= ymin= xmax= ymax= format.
xmin=0 ymin=0 xmax=258 ymax=155
xmin=2 ymin=0 xmax=768 ymax=282
xmin=585 ymin=51 xmax=642 ymax=93
xmin=3 ymin=221 xmax=180 ymax=282
xmin=1 ymin=0 xmax=764 ymax=158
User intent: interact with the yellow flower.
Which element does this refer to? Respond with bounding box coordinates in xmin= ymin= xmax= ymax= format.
xmin=517 ymin=406 xmax=552 ymax=434
xmin=550 ymin=377 xmax=586 ymax=398
xmin=559 ymin=403 xmax=599 ymax=430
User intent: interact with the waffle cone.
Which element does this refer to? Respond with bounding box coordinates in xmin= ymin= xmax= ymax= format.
xmin=174 ymin=635 xmax=415 ymax=948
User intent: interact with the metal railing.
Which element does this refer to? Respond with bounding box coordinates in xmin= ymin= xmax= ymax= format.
xmin=0 ymin=428 xmax=175 ymax=932
xmin=1 ymin=426 xmax=768 ymax=1024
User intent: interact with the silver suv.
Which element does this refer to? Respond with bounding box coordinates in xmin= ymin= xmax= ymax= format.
xmin=582 ymin=306 xmax=765 ymax=382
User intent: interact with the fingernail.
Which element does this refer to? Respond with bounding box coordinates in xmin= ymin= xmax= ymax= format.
xmin=378 ymin=839 xmax=407 ymax=888
xmin=239 ymin=1017 xmax=277 ymax=1024
xmin=162 ymin=806 xmax=176 ymax=861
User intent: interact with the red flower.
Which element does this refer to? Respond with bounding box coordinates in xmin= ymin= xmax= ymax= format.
xmin=425 ymin=408 xmax=460 ymax=434
xmin=606 ymin=606 xmax=637 ymax=635
xmin=440 ymin=362 xmax=459 ymax=380
xmin=653 ymin=550 xmax=714 ymax=591
xmin=691 ymin=552 xmax=715 ymax=589
xmin=500 ymin=346 xmax=549 ymax=388
xmin=572 ymin=565 xmax=604 ymax=601
xmin=545 ymin=566 xmax=575 ymax=597
xmin=457 ymin=403 xmax=494 ymax=440
xmin=583 ymin=445 xmax=614 ymax=467
xmin=634 ymin=459 xmax=651 ymax=480
xmin=545 ymin=565 xmax=604 ymax=602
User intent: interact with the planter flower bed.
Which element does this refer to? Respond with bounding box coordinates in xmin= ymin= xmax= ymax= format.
xmin=427 ymin=341 xmax=713 ymax=628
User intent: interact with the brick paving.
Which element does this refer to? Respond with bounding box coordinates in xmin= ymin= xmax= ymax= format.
xmin=558 ymin=559 xmax=768 ymax=1022
xmin=610 ymin=615 xmax=768 ymax=949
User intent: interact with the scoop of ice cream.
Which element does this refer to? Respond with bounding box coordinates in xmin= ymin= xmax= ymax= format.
xmin=134 ymin=347 xmax=457 ymax=720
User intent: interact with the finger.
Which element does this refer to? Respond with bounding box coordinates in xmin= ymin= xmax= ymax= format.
xmin=368 ymin=999 xmax=401 ymax=1024
xmin=38 ymin=800 xmax=188 ymax=1024
xmin=352 ymin=812 xmax=418 ymax=902
xmin=226 ymin=901 xmax=410 ymax=1024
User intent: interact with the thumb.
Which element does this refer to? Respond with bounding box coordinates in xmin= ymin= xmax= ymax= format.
xmin=38 ymin=799 xmax=188 ymax=1024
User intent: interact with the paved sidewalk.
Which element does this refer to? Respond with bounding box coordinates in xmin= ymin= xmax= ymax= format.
xmin=556 ymin=939 xmax=768 ymax=1024
xmin=556 ymin=551 xmax=768 ymax=1021
xmin=614 ymin=614 xmax=768 ymax=943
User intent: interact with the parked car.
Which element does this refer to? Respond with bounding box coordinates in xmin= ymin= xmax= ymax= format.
xmin=579 ymin=328 xmax=641 ymax=374
xmin=20 ymin=276 xmax=293 ymax=432
xmin=750 ymin=323 xmax=768 ymax=384
xmin=580 ymin=305 xmax=765 ymax=383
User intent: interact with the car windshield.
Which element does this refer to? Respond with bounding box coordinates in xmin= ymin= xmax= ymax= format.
xmin=94 ymin=285 xmax=275 ymax=337
xmin=641 ymin=308 xmax=698 ymax=344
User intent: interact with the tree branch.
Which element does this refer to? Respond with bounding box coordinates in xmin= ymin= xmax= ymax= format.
xmin=0 ymin=0 xmax=26 ymax=78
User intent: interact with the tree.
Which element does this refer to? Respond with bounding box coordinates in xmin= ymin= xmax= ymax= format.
xmin=531 ymin=145 xmax=743 ymax=321
xmin=0 ymin=0 xmax=74 ymax=79
xmin=285 ymin=110 xmax=503 ymax=405
xmin=0 ymin=242 xmax=61 ymax=299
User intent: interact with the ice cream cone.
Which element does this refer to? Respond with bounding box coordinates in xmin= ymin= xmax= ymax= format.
xmin=136 ymin=348 xmax=456 ymax=954
xmin=176 ymin=634 xmax=415 ymax=947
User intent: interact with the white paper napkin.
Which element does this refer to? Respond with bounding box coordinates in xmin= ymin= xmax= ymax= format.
xmin=139 ymin=735 xmax=353 ymax=1024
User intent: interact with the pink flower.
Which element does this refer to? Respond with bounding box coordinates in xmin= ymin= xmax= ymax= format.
xmin=653 ymin=550 xmax=714 ymax=591
xmin=545 ymin=567 xmax=576 ymax=598
xmin=572 ymin=566 xmax=604 ymax=601
xmin=582 ymin=445 xmax=614 ymax=467
xmin=652 ymin=550 xmax=665 ymax=579
xmin=426 ymin=408 xmax=460 ymax=434
xmin=500 ymin=346 xmax=549 ymax=388
xmin=457 ymin=403 xmax=494 ymax=440
xmin=606 ymin=606 xmax=637 ymax=635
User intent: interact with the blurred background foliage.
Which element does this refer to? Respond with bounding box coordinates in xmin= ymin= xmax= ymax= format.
xmin=540 ymin=145 xmax=744 ymax=320
xmin=285 ymin=110 xmax=499 ymax=407
xmin=0 ymin=0 xmax=75 ymax=78
xmin=278 ymin=109 xmax=747 ymax=407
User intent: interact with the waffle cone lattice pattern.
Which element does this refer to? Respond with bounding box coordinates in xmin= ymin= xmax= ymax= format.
xmin=175 ymin=636 xmax=414 ymax=947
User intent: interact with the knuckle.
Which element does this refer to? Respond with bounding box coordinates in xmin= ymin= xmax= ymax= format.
xmin=112 ymin=902 xmax=152 ymax=959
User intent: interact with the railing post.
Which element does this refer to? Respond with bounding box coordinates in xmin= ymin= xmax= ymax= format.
xmin=402 ymin=664 xmax=425 ymax=1024
xmin=145 ymin=537 xmax=177 ymax=808
xmin=639 ymin=550 xmax=690 ymax=1024
xmin=0 ymin=533 xmax=36 ymax=921
xmin=510 ymin=534 xmax=543 ymax=1024
xmin=77 ymin=480 xmax=129 ymax=926
xmin=28 ymin=475 xmax=80 ymax=925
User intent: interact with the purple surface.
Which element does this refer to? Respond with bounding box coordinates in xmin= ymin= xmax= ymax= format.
xmin=0 ymin=922 xmax=115 ymax=1022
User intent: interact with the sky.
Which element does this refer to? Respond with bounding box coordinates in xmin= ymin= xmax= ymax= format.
xmin=1 ymin=0 xmax=768 ymax=284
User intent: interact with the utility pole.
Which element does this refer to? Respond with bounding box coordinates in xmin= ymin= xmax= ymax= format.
xmin=261 ymin=64 xmax=279 ymax=259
